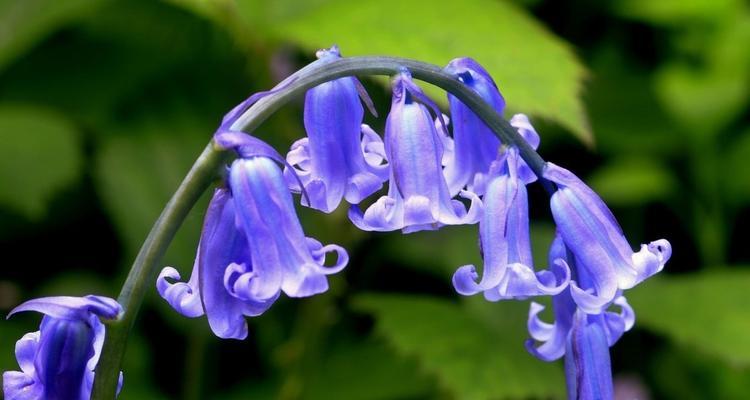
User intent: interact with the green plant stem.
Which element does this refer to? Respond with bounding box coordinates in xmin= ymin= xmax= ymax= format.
xmin=91 ymin=55 xmax=551 ymax=399
xmin=91 ymin=142 xmax=230 ymax=399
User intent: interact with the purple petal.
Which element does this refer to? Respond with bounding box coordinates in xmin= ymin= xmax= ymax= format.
xmin=509 ymin=114 xmax=540 ymax=184
xmin=453 ymin=148 xmax=564 ymax=300
xmin=8 ymin=296 xmax=121 ymax=322
xmin=3 ymin=370 xmax=42 ymax=400
xmin=545 ymin=162 xmax=632 ymax=307
xmin=565 ymin=311 xmax=614 ymax=400
xmin=282 ymin=49 xmax=387 ymax=213
xmin=354 ymin=71 xmax=481 ymax=233
xmin=15 ymin=332 xmax=40 ymax=376
xmin=156 ymin=265 xmax=204 ymax=318
xmin=442 ymin=57 xmax=506 ymax=196
xmin=200 ymin=190 xmax=275 ymax=339
xmin=525 ymin=293 xmax=576 ymax=362
xmin=601 ymin=296 xmax=635 ymax=346
xmin=631 ymin=239 xmax=672 ymax=285
xmin=230 ymin=157 xmax=348 ymax=300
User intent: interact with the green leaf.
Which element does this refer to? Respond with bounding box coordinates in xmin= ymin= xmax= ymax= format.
xmin=0 ymin=0 xmax=104 ymax=71
xmin=0 ymin=104 xmax=82 ymax=219
xmin=93 ymin=95 xmax=217 ymax=271
xmin=302 ymin=338 xmax=434 ymax=400
xmin=353 ymin=293 xmax=565 ymax=399
xmin=614 ymin=0 xmax=744 ymax=25
xmin=231 ymin=0 xmax=591 ymax=143
xmin=584 ymin=48 xmax=681 ymax=156
xmin=627 ymin=269 xmax=750 ymax=366
xmin=650 ymin=343 xmax=750 ymax=400
xmin=722 ymin=128 xmax=750 ymax=207
xmin=0 ymin=1 xmax=235 ymax=129
xmin=588 ymin=157 xmax=677 ymax=207
xmin=654 ymin=13 xmax=750 ymax=136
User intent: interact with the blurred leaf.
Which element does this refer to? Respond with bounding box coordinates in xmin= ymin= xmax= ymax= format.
xmin=722 ymin=128 xmax=750 ymax=207
xmin=0 ymin=1 xmax=236 ymax=128
xmin=0 ymin=0 xmax=104 ymax=71
xmin=381 ymin=223 xmax=557 ymax=281
xmin=0 ymin=104 xmax=82 ymax=219
xmin=585 ymin=48 xmax=681 ymax=156
xmin=302 ymin=338 xmax=434 ymax=400
xmin=226 ymin=0 xmax=592 ymax=143
xmin=650 ymin=343 xmax=750 ymax=400
xmin=589 ymin=158 xmax=677 ymax=207
xmin=628 ymin=270 xmax=750 ymax=366
xmin=614 ymin=0 xmax=744 ymax=25
xmin=654 ymin=13 xmax=750 ymax=135
xmin=117 ymin=332 xmax=169 ymax=400
xmin=93 ymin=115 xmax=211 ymax=271
xmin=381 ymin=225 xmax=481 ymax=278
xmin=218 ymin=380 xmax=281 ymax=400
xmin=353 ymin=293 xmax=565 ymax=399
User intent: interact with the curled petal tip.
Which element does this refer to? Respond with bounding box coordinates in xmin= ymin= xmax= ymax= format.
xmin=569 ymin=282 xmax=612 ymax=315
xmin=452 ymin=265 xmax=482 ymax=296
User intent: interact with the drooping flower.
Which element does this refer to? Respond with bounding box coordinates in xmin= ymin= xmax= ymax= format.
xmin=159 ymin=132 xmax=348 ymax=339
xmin=349 ymin=69 xmax=482 ymax=233
xmin=229 ymin=156 xmax=348 ymax=297
xmin=544 ymin=162 xmax=672 ymax=313
xmin=452 ymin=148 xmax=569 ymax=300
xmin=441 ymin=58 xmax=540 ymax=196
xmin=158 ymin=188 xmax=279 ymax=340
xmin=3 ymin=296 xmax=123 ymax=400
xmin=284 ymin=46 xmax=388 ymax=213
xmin=563 ymin=310 xmax=615 ymax=400
xmin=525 ymin=234 xmax=635 ymax=362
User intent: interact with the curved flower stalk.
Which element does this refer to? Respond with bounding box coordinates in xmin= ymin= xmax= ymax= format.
xmin=349 ymin=69 xmax=482 ymax=233
xmin=441 ymin=58 xmax=540 ymax=196
xmin=3 ymin=296 xmax=123 ymax=400
xmin=452 ymin=148 xmax=569 ymax=300
xmin=158 ymin=133 xmax=348 ymax=339
xmin=544 ymin=163 xmax=672 ymax=313
xmin=285 ymin=46 xmax=389 ymax=213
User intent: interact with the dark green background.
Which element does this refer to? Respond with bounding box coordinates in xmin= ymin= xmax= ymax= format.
xmin=1 ymin=0 xmax=749 ymax=398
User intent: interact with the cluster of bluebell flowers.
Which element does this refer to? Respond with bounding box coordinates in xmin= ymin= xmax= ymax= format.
xmin=155 ymin=46 xmax=671 ymax=399
xmin=3 ymin=45 xmax=671 ymax=400
xmin=3 ymin=296 xmax=123 ymax=399
xmin=437 ymin=56 xmax=671 ymax=398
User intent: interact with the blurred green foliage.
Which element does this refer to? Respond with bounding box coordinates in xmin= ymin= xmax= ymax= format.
xmin=1 ymin=0 xmax=749 ymax=399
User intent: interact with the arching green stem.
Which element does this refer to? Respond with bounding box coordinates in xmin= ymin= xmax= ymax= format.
xmin=91 ymin=55 xmax=551 ymax=399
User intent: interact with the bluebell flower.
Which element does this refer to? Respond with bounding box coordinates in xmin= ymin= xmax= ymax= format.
xmin=159 ymin=132 xmax=348 ymax=339
xmin=3 ymin=296 xmax=123 ymax=400
xmin=544 ymin=163 xmax=672 ymax=313
xmin=563 ymin=310 xmax=615 ymax=400
xmin=525 ymin=234 xmax=635 ymax=362
xmin=441 ymin=58 xmax=540 ymax=196
xmin=158 ymin=188 xmax=279 ymax=339
xmin=285 ymin=45 xmax=388 ymax=213
xmin=349 ymin=69 xmax=482 ymax=233
xmin=452 ymin=148 xmax=569 ymax=300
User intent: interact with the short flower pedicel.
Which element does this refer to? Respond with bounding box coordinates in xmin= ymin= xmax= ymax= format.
xmin=3 ymin=296 xmax=123 ymax=400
